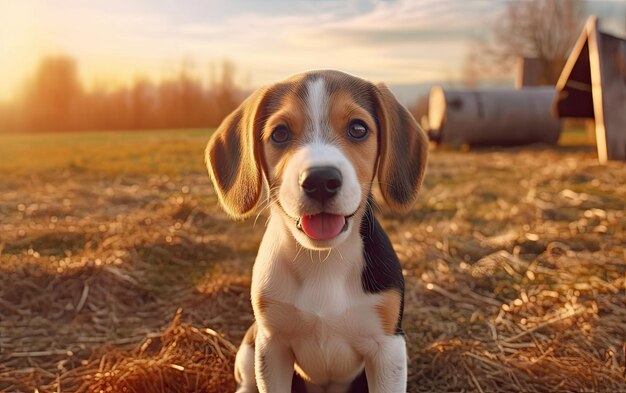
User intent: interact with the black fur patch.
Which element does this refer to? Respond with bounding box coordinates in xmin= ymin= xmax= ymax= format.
xmin=291 ymin=372 xmax=308 ymax=393
xmin=347 ymin=370 xmax=369 ymax=392
xmin=359 ymin=203 xmax=405 ymax=335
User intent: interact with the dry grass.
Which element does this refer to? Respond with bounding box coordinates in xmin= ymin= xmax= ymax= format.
xmin=1 ymin=130 xmax=625 ymax=392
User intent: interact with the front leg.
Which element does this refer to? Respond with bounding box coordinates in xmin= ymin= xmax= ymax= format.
xmin=255 ymin=326 xmax=294 ymax=393
xmin=364 ymin=335 xmax=407 ymax=393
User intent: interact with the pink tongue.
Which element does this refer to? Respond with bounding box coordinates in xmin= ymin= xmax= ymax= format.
xmin=300 ymin=213 xmax=346 ymax=240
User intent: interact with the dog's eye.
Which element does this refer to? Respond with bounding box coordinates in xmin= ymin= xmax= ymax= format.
xmin=270 ymin=125 xmax=291 ymax=145
xmin=348 ymin=120 xmax=369 ymax=141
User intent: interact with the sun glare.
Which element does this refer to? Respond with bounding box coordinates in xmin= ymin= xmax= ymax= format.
xmin=0 ymin=2 xmax=54 ymax=100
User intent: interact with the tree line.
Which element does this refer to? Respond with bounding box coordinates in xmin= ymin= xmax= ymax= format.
xmin=0 ymin=56 xmax=246 ymax=132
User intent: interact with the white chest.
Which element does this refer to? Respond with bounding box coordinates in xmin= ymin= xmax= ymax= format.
xmin=254 ymin=262 xmax=384 ymax=386
xmin=283 ymin=287 xmax=382 ymax=385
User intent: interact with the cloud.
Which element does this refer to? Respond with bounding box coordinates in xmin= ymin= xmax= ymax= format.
xmin=163 ymin=0 xmax=494 ymax=85
xmin=303 ymin=0 xmax=498 ymax=42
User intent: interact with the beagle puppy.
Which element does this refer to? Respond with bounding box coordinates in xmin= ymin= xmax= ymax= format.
xmin=206 ymin=70 xmax=428 ymax=393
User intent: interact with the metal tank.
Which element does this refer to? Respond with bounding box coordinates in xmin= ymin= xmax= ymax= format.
xmin=428 ymin=87 xmax=561 ymax=147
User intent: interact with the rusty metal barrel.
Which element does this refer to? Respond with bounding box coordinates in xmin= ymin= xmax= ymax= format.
xmin=428 ymin=87 xmax=561 ymax=146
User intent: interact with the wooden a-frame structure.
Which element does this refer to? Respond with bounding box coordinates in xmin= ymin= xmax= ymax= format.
xmin=553 ymin=16 xmax=626 ymax=163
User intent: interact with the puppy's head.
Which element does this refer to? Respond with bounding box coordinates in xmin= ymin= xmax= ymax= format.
xmin=206 ymin=70 xmax=428 ymax=250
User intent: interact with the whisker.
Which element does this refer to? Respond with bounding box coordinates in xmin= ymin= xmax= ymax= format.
xmin=322 ymin=249 xmax=333 ymax=263
xmin=293 ymin=243 xmax=304 ymax=263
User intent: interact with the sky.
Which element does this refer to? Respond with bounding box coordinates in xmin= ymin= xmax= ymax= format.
xmin=1 ymin=0 xmax=625 ymax=101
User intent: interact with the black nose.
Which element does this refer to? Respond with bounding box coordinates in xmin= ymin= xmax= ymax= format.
xmin=299 ymin=166 xmax=343 ymax=203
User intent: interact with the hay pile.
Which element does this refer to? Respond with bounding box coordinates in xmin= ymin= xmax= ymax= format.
xmin=403 ymin=246 xmax=625 ymax=392
xmin=1 ymin=146 xmax=625 ymax=392
xmin=0 ymin=309 xmax=236 ymax=392
xmin=54 ymin=309 xmax=237 ymax=393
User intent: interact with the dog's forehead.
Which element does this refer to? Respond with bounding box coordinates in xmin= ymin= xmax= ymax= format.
xmin=266 ymin=70 xmax=375 ymax=115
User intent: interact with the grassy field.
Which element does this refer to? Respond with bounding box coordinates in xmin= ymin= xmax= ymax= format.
xmin=0 ymin=129 xmax=209 ymax=175
xmin=0 ymin=129 xmax=625 ymax=392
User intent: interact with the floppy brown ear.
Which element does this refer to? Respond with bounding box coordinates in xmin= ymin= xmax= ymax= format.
xmin=205 ymin=89 xmax=267 ymax=219
xmin=375 ymin=83 xmax=429 ymax=212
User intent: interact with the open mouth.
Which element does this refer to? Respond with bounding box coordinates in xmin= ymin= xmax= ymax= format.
xmin=295 ymin=212 xmax=352 ymax=241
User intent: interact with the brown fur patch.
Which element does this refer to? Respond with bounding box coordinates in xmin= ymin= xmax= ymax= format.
xmin=206 ymin=86 xmax=284 ymax=219
xmin=261 ymin=92 xmax=307 ymax=186
xmin=254 ymin=293 xmax=273 ymax=313
xmin=242 ymin=322 xmax=257 ymax=346
xmin=328 ymin=90 xmax=379 ymax=189
xmin=375 ymin=83 xmax=429 ymax=211
xmin=375 ymin=289 xmax=402 ymax=336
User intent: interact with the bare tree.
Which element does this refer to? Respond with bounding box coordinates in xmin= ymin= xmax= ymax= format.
xmin=463 ymin=0 xmax=585 ymax=86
